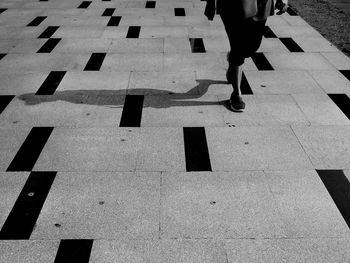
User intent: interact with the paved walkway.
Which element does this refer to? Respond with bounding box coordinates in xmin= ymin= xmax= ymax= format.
xmin=1 ymin=0 xmax=350 ymax=262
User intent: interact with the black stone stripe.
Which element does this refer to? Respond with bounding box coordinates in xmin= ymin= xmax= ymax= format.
xmin=174 ymin=8 xmax=185 ymax=16
xmin=279 ymin=38 xmax=304 ymax=52
xmin=54 ymin=240 xmax=93 ymax=263
xmin=37 ymin=38 xmax=61 ymax=53
xmin=145 ymin=1 xmax=156 ymax=8
xmin=0 ymin=171 xmax=57 ymax=240
xmin=84 ymin=53 xmax=106 ymax=71
xmin=189 ymin=38 xmax=206 ymax=53
xmin=328 ymin=94 xmax=350 ymax=120
xmin=38 ymin=26 xmax=59 ymax=39
xmin=183 ymin=127 xmax=212 ymax=172
xmin=0 ymin=95 xmax=15 ymax=115
xmin=287 ymin=7 xmax=298 ymax=16
xmin=126 ymin=26 xmax=141 ymax=38
xmin=36 ymin=71 xmax=66 ymax=95
xmin=0 ymin=53 xmax=6 ymax=60
xmin=102 ymin=8 xmax=115 ymax=16
xmin=78 ymin=1 xmax=91 ymax=8
xmin=251 ymin=53 xmax=274 ymax=71
xmin=240 ymin=72 xmax=253 ymax=95
xmin=7 ymin=127 xmax=54 ymax=172
xmin=119 ymin=95 xmax=144 ymax=127
xmin=107 ymin=16 xmax=121 ymax=26
xmin=0 ymin=8 xmax=8 ymax=14
xmin=340 ymin=70 xmax=350 ymax=81
xmin=263 ymin=26 xmax=277 ymax=38
xmin=27 ymin=16 xmax=47 ymax=27
xmin=317 ymin=170 xmax=350 ymax=228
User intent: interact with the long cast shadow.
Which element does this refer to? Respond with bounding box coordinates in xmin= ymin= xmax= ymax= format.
xmin=18 ymin=79 xmax=230 ymax=109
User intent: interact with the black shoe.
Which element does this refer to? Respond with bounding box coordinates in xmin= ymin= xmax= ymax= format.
xmin=230 ymin=93 xmax=245 ymax=112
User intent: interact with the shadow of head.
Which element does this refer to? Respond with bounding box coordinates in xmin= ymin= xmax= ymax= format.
xmin=18 ymin=79 xmax=229 ymax=109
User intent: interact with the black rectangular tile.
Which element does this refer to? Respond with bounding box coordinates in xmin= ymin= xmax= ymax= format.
xmin=340 ymin=70 xmax=350 ymax=81
xmin=0 ymin=95 xmax=15 ymax=115
xmin=36 ymin=71 xmax=66 ymax=95
xmin=107 ymin=16 xmax=121 ymax=26
xmin=0 ymin=53 xmax=6 ymax=60
xmin=279 ymin=37 xmax=304 ymax=52
xmin=0 ymin=8 xmax=8 ymax=14
xmin=328 ymin=94 xmax=350 ymax=120
xmin=78 ymin=1 xmax=91 ymax=8
xmin=287 ymin=7 xmax=298 ymax=16
xmin=27 ymin=16 xmax=47 ymax=27
xmin=126 ymin=26 xmax=141 ymax=38
xmin=119 ymin=95 xmax=144 ymax=127
xmin=145 ymin=1 xmax=156 ymax=8
xmin=0 ymin=171 xmax=56 ymax=240
xmin=240 ymin=72 xmax=253 ymax=95
xmin=174 ymin=8 xmax=185 ymax=16
xmin=251 ymin=52 xmax=274 ymax=71
xmin=84 ymin=53 xmax=106 ymax=71
xmin=263 ymin=26 xmax=277 ymax=38
xmin=54 ymin=240 xmax=93 ymax=263
xmin=102 ymin=8 xmax=115 ymax=16
xmin=317 ymin=170 xmax=350 ymax=228
xmin=189 ymin=38 xmax=206 ymax=53
xmin=38 ymin=26 xmax=59 ymax=39
xmin=37 ymin=38 xmax=61 ymax=53
xmin=102 ymin=0 xmax=111 ymax=1
xmin=7 ymin=127 xmax=54 ymax=172
xmin=183 ymin=127 xmax=212 ymax=172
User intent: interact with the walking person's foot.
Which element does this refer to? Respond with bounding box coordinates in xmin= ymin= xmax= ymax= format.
xmin=230 ymin=92 xmax=245 ymax=112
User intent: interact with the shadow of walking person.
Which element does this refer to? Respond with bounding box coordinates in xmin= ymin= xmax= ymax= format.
xmin=18 ymin=79 xmax=229 ymax=109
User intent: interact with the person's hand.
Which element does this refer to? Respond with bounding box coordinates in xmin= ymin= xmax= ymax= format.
xmin=275 ymin=0 xmax=288 ymax=15
xmin=204 ymin=0 xmax=215 ymax=21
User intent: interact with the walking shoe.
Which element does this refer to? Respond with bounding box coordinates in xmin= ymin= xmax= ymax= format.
xmin=230 ymin=93 xmax=245 ymax=112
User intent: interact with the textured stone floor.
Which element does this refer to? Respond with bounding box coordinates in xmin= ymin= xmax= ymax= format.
xmin=1 ymin=0 xmax=350 ymax=262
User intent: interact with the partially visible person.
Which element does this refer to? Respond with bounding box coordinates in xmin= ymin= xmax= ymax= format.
xmin=205 ymin=0 xmax=288 ymax=112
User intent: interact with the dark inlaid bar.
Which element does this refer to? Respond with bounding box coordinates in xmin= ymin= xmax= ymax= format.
xmin=183 ymin=127 xmax=212 ymax=172
xmin=0 ymin=171 xmax=56 ymax=240
xmin=102 ymin=8 xmax=115 ymax=16
xmin=263 ymin=26 xmax=277 ymax=38
xmin=78 ymin=1 xmax=91 ymax=8
xmin=174 ymin=8 xmax=185 ymax=16
xmin=240 ymin=72 xmax=253 ymax=95
xmin=279 ymin=38 xmax=304 ymax=52
xmin=0 ymin=95 xmax=15 ymax=115
xmin=119 ymin=95 xmax=144 ymax=127
xmin=27 ymin=16 xmax=47 ymax=27
xmin=36 ymin=71 xmax=66 ymax=95
xmin=317 ymin=170 xmax=350 ymax=228
xmin=54 ymin=240 xmax=93 ymax=263
xmin=0 ymin=53 xmax=6 ymax=60
xmin=328 ymin=94 xmax=350 ymax=120
xmin=84 ymin=53 xmax=106 ymax=71
xmin=287 ymin=7 xmax=298 ymax=16
xmin=107 ymin=16 xmax=121 ymax=26
xmin=145 ymin=1 xmax=156 ymax=8
xmin=38 ymin=26 xmax=59 ymax=39
xmin=189 ymin=38 xmax=206 ymax=53
xmin=0 ymin=8 xmax=8 ymax=14
xmin=251 ymin=52 xmax=274 ymax=71
xmin=340 ymin=70 xmax=350 ymax=81
xmin=126 ymin=26 xmax=141 ymax=38
xmin=37 ymin=38 xmax=61 ymax=53
xmin=7 ymin=127 xmax=54 ymax=172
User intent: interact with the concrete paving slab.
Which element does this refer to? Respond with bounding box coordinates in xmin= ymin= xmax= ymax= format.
xmin=0 ymin=72 xmax=48 ymax=95
xmin=292 ymin=125 xmax=350 ymax=169
xmin=257 ymin=38 xmax=290 ymax=53
xmin=9 ymin=39 xmax=47 ymax=54
xmin=161 ymin=171 xmax=287 ymax=238
xmin=0 ymin=240 xmax=59 ymax=263
xmin=225 ymin=238 xmax=350 ymax=263
xmin=308 ymin=69 xmax=350 ymax=93
xmin=268 ymin=25 xmax=322 ymax=37
xmin=321 ymin=52 xmax=350 ymax=70
xmin=31 ymin=172 xmax=160 ymax=239
xmin=164 ymin=37 xmax=192 ymax=53
xmin=53 ymin=26 xmax=105 ymax=38
xmin=53 ymin=38 xmax=113 ymax=53
xmin=139 ymin=26 xmax=189 ymax=38
xmin=109 ymin=38 xmax=164 ymax=53
xmin=292 ymin=36 xmax=339 ymax=52
xmin=206 ymin=126 xmax=313 ymax=171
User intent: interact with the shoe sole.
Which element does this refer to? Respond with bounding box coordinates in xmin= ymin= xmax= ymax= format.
xmin=229 ymin=104 xmax=245 ymax=112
